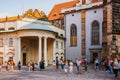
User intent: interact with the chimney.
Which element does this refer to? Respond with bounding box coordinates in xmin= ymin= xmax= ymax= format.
xmin=18 ymin=14 xmax=20 ymax=19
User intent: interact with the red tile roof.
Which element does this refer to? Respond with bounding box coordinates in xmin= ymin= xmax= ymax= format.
xmin=48 ymin=0 xmax=80 ymax=20
xmin=48 ymin=0 xmax=103 ymax=21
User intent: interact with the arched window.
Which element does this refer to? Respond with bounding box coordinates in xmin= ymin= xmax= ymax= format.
xmin=70 ymin=24 xmax=77 ymax=46
xmin=91 ymin=20 xmax=100 ymax=45
xmin=8 ymin=27 xmax=15 ymax=30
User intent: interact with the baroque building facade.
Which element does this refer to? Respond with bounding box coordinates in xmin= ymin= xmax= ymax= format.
xmin=62 ymin=0 xmax=103 ymax=62
xmin=48 ymin=0 xmax=120 ymax=62
xmin=0 ymin=10 xmax=65 ymax=66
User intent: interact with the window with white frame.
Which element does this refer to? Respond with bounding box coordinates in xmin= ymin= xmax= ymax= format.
xmin=91 ymin=20 xmax=100 ymax=45
xmin=70 ymin=24 xmax=77 ymax=46
xmin=0 ymin=38 xmax=3 ymax=47
xmin=9 ymin=38 xmax=13 ymax=47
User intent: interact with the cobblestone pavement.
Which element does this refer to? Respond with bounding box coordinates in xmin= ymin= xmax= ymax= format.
xmin=0 ymin=65 xmax=119 ymax=80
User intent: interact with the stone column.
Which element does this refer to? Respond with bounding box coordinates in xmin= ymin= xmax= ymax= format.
xmin=38 ymin=36 xmax=42 ymax=63
xmin=44 ymin=37 xmax=48 ymax=66
xmin=18 ymin=37 xmax=21 ymax=63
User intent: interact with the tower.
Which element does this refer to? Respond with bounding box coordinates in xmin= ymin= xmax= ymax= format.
xmin=102 ymin=0 xmax=120 ymax=58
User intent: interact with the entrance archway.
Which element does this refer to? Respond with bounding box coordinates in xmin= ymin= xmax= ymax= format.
xmin=21 ymin=36 xmax=54 ymax=65
xmin=93 ymin=53 xmax=98 ymax=63
xmin=89 ymin=48 xmax=102 ymax=63
xmin=21 ymin=37 xmax=38 ymax=65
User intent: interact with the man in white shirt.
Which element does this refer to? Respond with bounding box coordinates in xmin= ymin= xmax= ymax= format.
xmin=76 ymin=58 xmax=81 ymax=74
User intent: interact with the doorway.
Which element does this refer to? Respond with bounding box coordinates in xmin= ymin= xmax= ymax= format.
xmin=93 ymin=53 xmax=98 ymax=63
xmin=23 ymin=53 xmax=26 ymax=65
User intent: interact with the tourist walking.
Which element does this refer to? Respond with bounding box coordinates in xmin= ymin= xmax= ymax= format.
xmin=64 ymin=61 xmax=69 ymax=74
xmin=32 ymin=62 xmax=35 ymax=71
xmin=76 ymin=58 xmax=81 ymax=74
xmin=39 ymin=60 xmax=45 ymax=70
xmin=94 ymin=58 xmax=99 ymax=71
xmin=104 ymin=59 xmax=109 ymax=72
xmin=108 ymin=58 xmax=113 ymax=73
xmin=5 ymin=61 xmax=8 ymax=71
xmin=0 ymin=60 xmax=2 ymax=71
xmin=10 ymin=60 xmax=15 ymax=72
xmin=113 ymin=58 xmax=119 ymax=79
xmin=118 ymin=60 xmax=120 ymax=72
xmin=69 ymin=60 xmax=73 ymax=73
xmin=7 ymin=61 xmax=10 ymax=71
xmin=56 ymin=57 xmax=59 ymax=69
xmin=60 ymin=59 xmax=64 ymax=70
xmin=53 ymin=60 xmax=56 ymax=69
xmin=27 ymin=61 xmax=31 ymax=71
xmin=84 ymin=58 xmax=88 ymax=71
xmin=17 ymin=61 xmax=21 ymax=70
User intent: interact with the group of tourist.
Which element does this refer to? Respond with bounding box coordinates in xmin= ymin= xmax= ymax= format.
xmin=25 ymin=60 xmax=45 ymax=71
xmin=52 ymin=57 xmax=88 ymax=74
xmin=94 ymin=55 xmax=120 ymax=79
xmin=0 ymin=60 xmax=15 ymax=72
xmin=0 ymin=55 xmax=119 ymax=79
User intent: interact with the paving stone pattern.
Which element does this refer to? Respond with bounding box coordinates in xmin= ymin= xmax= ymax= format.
xmin=0 ymin=65 xmax=119 ymax=80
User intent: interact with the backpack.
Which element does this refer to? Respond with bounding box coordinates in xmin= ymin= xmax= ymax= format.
xmin=84 ymin=60 xmax=86 ymax=65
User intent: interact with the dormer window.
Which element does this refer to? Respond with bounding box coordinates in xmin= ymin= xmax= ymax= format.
xmin=8 ymin=27 xmax=15 ymax=30
xmin=0 ymin=28 xmax=5 ymax=31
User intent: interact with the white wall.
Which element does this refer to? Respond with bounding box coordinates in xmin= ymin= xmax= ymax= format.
xmin=65 ymin=8 xmax=103 ymax=62
xmin=65 ymin=12 xmax=82 ymax=62
xmin=86 ymin=8 xmax=103 ymax=61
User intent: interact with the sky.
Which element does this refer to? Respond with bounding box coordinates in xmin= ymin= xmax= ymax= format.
xmin=0 ymin=0 xmax=72 ymax=18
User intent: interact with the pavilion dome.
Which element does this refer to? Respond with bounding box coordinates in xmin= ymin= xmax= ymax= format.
xmin=19 ymin=23 xmax=54 ymax=32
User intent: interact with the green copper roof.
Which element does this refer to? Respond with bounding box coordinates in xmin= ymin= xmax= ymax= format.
xmin=19 ymin=23 xmax=54 ymax=32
